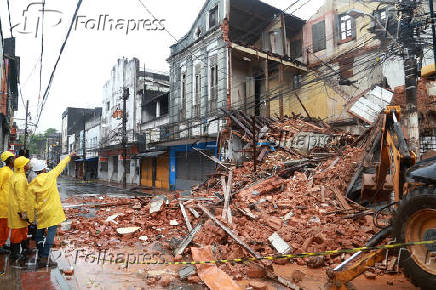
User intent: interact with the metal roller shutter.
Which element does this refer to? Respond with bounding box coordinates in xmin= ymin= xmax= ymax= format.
xmin=176 ymin=151 xmax=216 ymax=190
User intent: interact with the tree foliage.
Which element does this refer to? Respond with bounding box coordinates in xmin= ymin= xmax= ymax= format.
xmin=18 ymin=128 xmax=59 ymax=157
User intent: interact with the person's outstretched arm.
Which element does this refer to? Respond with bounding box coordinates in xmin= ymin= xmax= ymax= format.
xmin=49 ymin=152 xmax=76 ymax=179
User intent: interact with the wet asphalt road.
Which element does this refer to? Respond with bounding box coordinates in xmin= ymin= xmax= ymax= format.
xmin=0 ymin=177 xmax=149 ymax=290
xmin=57 ymin=176 xmax=148 ymax=201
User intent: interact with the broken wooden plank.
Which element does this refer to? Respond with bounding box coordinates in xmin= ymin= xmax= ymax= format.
xmin=320 ymin=186 xmax=326 ymax=203
xmin=174 ymin=223 xmax=203 ymax=256
xmin=179 ymin=201 xmax=192 ymax=232
xmin=258 ymin=126 xmax=269 ymax=139
xmin=221 ymin=109 xmax=254 ymax=139
xmin=331 ymin=187 xmax=352 ymax=210
xmin=193 ymin=147 xmax=231 ymax=171
xmin=199 ymin=205 xmax=261 ymax=259
xmin=188 ymin=207 xmax=200 ymax=219
xmin=222 ymin=170 xmax=233 ymax=224
xmin=237 ymin=208 xmax=258 ymax=219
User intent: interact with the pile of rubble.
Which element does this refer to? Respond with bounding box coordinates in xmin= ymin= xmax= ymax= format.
xmin=59 ymin=112 xmax=387 ymax=287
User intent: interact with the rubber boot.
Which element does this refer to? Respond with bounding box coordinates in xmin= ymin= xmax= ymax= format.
xmin=21 ymin=239 xmax=30 ymax=257
xmin=38 ymin=256 xmax=57 ymax=269
xmin=9 ymin=243 xmax=21 ymax=261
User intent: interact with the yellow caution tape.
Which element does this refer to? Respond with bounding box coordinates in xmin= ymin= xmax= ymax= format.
xmin=79 ymin=240 xmax=436 ymax=266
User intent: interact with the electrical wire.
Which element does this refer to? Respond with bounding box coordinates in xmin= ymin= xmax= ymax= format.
xmin=159 ymin=37 xmax=399 ymax=140
xmin=106 ymin=0 xmax=406 ymax=143
xmin=37 ymin=0 xmax=46 ymax=115
xmin=35 ymin=0 xmax=85 ymax=131
xmin=6 ymin=0 xmax=13 ymax=37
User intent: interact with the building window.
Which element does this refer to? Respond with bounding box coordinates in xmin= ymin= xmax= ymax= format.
xmin=373 ymin=8 xmax=397 ymax=37
xmin=269 ymin=30 xmax=284 ymax=55
xmin=290 ymin=39 xmax=302 ymax=59
xmin=293 ymin=74 xmax=302 ymax=89
xmin=210 ymin=64 xmax=218 ymax=113
xmin=181 ymin=73 xmax=186 ymax=120
xmin=209 ymin=6 xmax=218 ymax=29
xmin=194 ymin=73 xmax=201 ymax=117
xmin=339 ymin=15 xmax=354 ymax=41
xmin=312 ymin=20 xmax=326 ymax=53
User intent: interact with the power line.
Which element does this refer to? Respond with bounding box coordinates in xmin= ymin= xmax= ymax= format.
xmin=35 ymin=0 xmax=85 ymax=131
xmin=159 ymin=35 xmax=397 ymax=140
xmin=283 ymin=0 xmax=303 ymax=12
xmin=6 ymin=0 xmax=13 ymax=37
xmin=37 ymin=0 xmax=46 ymax=115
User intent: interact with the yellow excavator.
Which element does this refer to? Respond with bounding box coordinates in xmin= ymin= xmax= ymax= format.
xmin=327 ymin=105 xmax=436 ymax=289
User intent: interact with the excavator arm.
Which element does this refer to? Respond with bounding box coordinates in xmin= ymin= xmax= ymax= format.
xmin=328 ymin=106 xmax=417 ymax=290
xmin=361 ymin=106 xmax=416 ymax=203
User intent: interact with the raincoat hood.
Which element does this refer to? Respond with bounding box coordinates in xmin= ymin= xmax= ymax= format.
xmin=14 ymin=156 xmax=29 ymax=169
xmin=1 ymin=151 xmax=14 ymax=162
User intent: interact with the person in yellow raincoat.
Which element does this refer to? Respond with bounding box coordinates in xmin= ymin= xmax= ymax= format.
xmin=0 ymin=151 xmax=15 ymax=254
xmin=8 ymin=156 xmax=31 ymax=262
xmin=28 ymin=152 xmax=75 ymax=268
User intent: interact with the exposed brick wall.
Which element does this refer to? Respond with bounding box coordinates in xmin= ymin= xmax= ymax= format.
xmin=391 ymin=79 xmax=436 ymax=132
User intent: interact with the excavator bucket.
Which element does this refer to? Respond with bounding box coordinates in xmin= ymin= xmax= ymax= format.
xmin=361 ymin=173 xmax=393 ymax=203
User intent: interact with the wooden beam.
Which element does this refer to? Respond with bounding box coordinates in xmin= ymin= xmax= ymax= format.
xmin=179 ymin=201 xmax=192 ymax=232
xmin=221 ymin=109 xmax=254 ymax=139
xmin=230 ymin=43 xmax=308 ymax=71
xmin=174 ymin=223 xmax=203 ymax=256
xmin=199 ymin=205 xmax=261 ymax=259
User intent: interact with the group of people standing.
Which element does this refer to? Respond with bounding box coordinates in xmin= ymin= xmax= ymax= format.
xmin=0 ymin=151 xmax=75 ymax=268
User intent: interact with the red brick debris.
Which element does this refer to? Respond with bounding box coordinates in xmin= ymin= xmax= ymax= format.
xmin=59 ymin=114 xmax=388 ymax=284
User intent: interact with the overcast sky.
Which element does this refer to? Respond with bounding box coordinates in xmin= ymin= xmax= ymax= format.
xmin=1 ymin=0 xmax=324 ymax=133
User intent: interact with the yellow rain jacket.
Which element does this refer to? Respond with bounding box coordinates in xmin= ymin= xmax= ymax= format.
xmin=0 ymin=166 xmax=13 ymax=219
xmin=8 ymin=169 xmax=30 ymax=229
xmin=29 ymin=156 xmax=71 ymax=229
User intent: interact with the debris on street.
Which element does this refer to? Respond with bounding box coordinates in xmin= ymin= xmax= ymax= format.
xmin=58 ymin=113 xmax=389 ymax=287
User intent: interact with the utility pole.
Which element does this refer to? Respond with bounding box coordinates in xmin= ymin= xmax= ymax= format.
xmin=122 ymin=87 xmax=129 ymax=189
xmin=82 ymin=111 xmax=86 ymax=181
xmin=24 ymin=100 xmax=29 ymax=152
xmin=429 ymin=0 xmax=436 ymax=66
xmin=401 ymin=0 xmax=420 ymax=158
